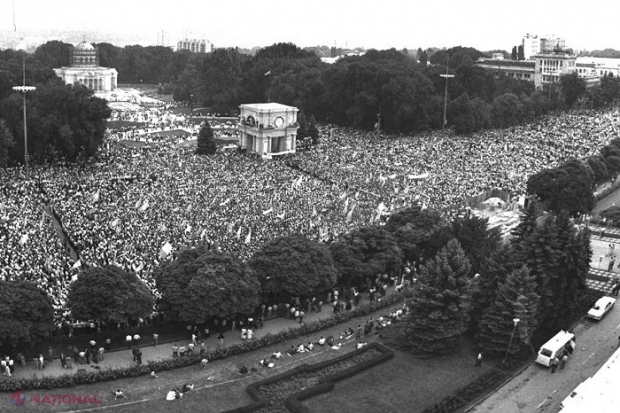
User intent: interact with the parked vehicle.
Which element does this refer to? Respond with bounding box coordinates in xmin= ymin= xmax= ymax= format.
xmin=535 ymin=330 xmax=575 ymax=367
xmin=587 ymin=296 xmax=616 ymax=320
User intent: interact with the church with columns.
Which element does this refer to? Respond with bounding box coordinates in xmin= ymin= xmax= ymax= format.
xmin=54 ymin=41 xmax=118 ymax=92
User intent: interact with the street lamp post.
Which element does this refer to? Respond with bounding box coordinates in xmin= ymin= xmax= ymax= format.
xmin=503 ymin=318 xmax=521 ymax=364
xmin=440 ymin=56 xmax=454 ymax=132
xmin=13 ymin=60 xmax=36 ymax=180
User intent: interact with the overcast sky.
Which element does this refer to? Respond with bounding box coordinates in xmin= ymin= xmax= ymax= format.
xmin=1 ymin=0 xmax=619 ymax=51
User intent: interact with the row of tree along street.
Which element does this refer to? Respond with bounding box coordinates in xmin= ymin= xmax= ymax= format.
xmin=4 ymin=42 xmax=620 ymax=167
xmin=0 ymin=200 xmax=592 ymax=361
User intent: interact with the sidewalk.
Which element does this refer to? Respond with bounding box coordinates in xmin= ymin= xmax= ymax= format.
xmin=0 ymin=289 xmax=399 ymax=380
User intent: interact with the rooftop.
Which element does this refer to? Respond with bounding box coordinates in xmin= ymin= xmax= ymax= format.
xmin=239 ymin=103 xmax=298 ymax=112
xmin=75 ymin=41 xmax=94 ymax=51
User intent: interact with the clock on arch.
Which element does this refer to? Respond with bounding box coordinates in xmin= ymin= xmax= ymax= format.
xmin=273 ymin=117 xmax=284 ymax=128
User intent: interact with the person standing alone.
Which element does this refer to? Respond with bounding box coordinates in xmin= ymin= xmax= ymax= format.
xmin=475 ymin=352 xmax=483 ymax=367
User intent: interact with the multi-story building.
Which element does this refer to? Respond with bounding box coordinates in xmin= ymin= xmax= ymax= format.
xmin=177 ymin=39 xmax=211 ymax=53
xmin=475 ymin=58 xmax=535 ymax=81
xmin=476 ymin=52 xmax=600 ymax=90
xmin=533 ymin=52 xmax=576 ymax=87
xmin=540 ymin=35 xmax=566 ymax=53
xmin=522 ymin=34 xmax=540 ymax=60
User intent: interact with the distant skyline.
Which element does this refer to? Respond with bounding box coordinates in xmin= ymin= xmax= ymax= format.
xmin=1 ymin=0 xmax=620 ymax=51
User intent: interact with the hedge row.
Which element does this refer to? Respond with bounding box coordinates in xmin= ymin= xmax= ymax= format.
xmin=0 ymin=292 xmax=405 ymax=392
xmin=223 ymin=342 xmax=394 ymax=413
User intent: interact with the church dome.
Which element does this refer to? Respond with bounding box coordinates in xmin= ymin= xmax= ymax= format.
xmin=71 ymin=41 xmax=98 ymax=67
xmin=75 ymin=41 xmax=95 ymax=51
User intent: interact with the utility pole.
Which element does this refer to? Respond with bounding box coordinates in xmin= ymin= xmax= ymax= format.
xmin=13 ymin=57 xmax=36 ymax=180
xmin=440 ymin=56 xmax=454 ymax=131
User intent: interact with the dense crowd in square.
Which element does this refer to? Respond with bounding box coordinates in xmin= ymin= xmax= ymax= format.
xmin=2 ymin=101 xmax=619 ymax=327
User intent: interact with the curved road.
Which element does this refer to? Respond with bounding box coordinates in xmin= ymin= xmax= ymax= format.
xmin=469 ymin=306 xmax=620 ymax=413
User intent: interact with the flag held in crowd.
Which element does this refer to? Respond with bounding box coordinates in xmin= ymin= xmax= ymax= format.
xmin=140 ymin=200 xmax=150 ymax=211
xmin=294 ymin=176 xmax=303 ymax=188
xmin=408 ymin=172 xmax=429 ymax=180
xmin=92 ymin=189 xmax=100 ymax=203
xmin=245 ymin=228 xmax=252 ymax=245
xmin=19 ymin=234 xmax=29 ymax=245
xmin=346 ymin=203 xmax=356 ymax=223
xmin=276 ymin=211 xmax=286 ymax=219
xmin=262 ymin=207 xmax=273 ymax=215
xmin=71 ymin=259 xmax=81 ymax=270
xmin=159 ymin=242 xmax=173 ymax=259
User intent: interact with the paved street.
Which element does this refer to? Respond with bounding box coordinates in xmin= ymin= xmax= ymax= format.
xmin=469 ymin=294 xmax=620 ymax=413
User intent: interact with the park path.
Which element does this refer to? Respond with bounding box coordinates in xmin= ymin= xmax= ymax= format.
xmin=2 ymin=288 xmax=400 ymax=380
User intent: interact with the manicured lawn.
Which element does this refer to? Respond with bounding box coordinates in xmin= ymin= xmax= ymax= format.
xmin=304 ymin=335 xmax=497 ymax=413
xmin=107 ymin=120 xmax=146 ymax=129
xmin=169 ymin=107 xmax=191 ymax=115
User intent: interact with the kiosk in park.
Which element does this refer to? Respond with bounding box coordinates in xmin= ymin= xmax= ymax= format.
xmin=237 ymin=103 xmax=299 ymax=159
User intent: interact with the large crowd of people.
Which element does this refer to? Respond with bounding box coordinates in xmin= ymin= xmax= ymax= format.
xmin=2 ymin=98 xmax=620 ymax=326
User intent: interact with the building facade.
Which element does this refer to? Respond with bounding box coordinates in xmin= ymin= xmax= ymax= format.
xmin=237 ymin=103 xmax=299 ymax=159
xmin=177 ymin=39 xmax=211 ymax=53
xmin=540 ymin=36 xmax=566 ymax=53
xmin=475 ymin=59 xmax=535 ymax=81
xmin=522 ymin=34 xmax=540 ymax=60
xmin=54 ymin=41 xmax=117 ymax=92
xmin=476 ymin=52 xmax=600 ymax=90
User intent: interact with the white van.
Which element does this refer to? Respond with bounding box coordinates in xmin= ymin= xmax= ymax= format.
xmin=535 ymin=330 xmax=575 ymax=367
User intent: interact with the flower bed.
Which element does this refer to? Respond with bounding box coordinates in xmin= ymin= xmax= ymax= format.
xmin=0 ymin=293 xmax=404 ymax=392
xmin=223 ymin=342 xmax=394 ymax=413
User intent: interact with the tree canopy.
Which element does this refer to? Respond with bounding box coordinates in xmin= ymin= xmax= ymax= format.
xmin=155 ymin=248 xmax=260 ymax=323
xmin=477 ymin=266 xmax=540 ymax=356
xmin=67 ymin=265 xmax=154 ymax=324
xmin=329 ymin=226 xmax=403 ymax=287
xmin=196 ymin=122 xmax=216 ymax=155
xmin=249 ymin=234 xmax=337 ymax=299
xmin=0 ymin=82 xmax=110 ymax=165
xmin=384 ymin=206 xmax=450 ymax=265
xmin=400 ymin=239 xmax=473 ymax=354
xmin=0 ymin=280 xmax=55 ymax=348
xmin=527 ymin=158 xmax=594 ymax=216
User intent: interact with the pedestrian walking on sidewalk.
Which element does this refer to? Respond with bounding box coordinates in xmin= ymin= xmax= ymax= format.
xmin=560 ymin=354 xmax=568 ymax=370
xmin=475 ymin=352 xmax=483 ymax=367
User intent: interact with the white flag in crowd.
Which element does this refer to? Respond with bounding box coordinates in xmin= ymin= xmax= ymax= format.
xmin=159 ymin=242 xmax=173 ymax=259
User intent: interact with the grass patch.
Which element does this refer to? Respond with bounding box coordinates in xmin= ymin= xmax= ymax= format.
xmin=107 ymin=120 xmax=146 ymax=129
xmin=304 ymin=334 xmax=497 ymax=413
xmin=169 ymin=107 xmax=191 ymax=115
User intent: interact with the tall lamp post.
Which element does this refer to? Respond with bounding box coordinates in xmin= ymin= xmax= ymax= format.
xmin=13 ymin=60 xmax=36 ymax=180
xmin=503 ymin=318 xmax=520 ymax=364
xmin=440 ymin=57 xmax=454 ymax=131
